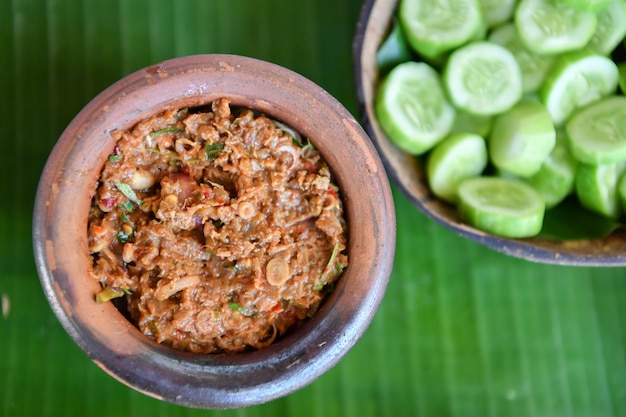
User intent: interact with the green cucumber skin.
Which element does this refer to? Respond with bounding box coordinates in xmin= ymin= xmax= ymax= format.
xmin=526 ymin=133 xmax=578 ymax=208
xmin=459 ymin=203 xmax=545 ymax=237
xmin=443 ymin=41 xmax=523 ymax=116
xmin=399 ymin=0 xmax=483 ymax=59
xmin=457 ymin=177 xmax=546 ymax=238
xmin=555 ymin=0 xmax=612 ymax=13
xmin=488 ymin=23 xmax=555 ymax=93
xmin=575 ymin=163 xmax=624 ymax=219
xmin=375 ymin=62 xmax=456 ymax=155
xmin=489 ymin=100 xmax=556 ymax=178
xmin=540 ymin=50 xmax=619 ymax=126
xmin=565 ymin=96 xmax=626 ymax=165
xmin=515 ymin=0 xmax=598 ymax=55
xmin=376 ymin=0 xmax=626 ymax=238
xmin=426 ymin=133 xmax=488 ymax=203
xmin=587 ymin=0 xmax=626 ymax=55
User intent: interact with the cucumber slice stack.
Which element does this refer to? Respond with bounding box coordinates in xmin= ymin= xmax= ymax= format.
xmin=376 ymin=0 xmax=626 ymax=238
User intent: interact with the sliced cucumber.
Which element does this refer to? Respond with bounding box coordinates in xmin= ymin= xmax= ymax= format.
xmin=540 ymin=50 xmax=618 ymax=125
xmin=450 ymin=109 xmax=493 ymax=137
xmin=488 ymin=23 xmax=555 ymax=93
xmin=471 ymin=19 xmax=489 ymax=42
xmin=586 ymin=0 xmax=626 ymax=55
xmin=426 ymin=133 xmax=488 ymax=203
xmin=457 ymin=176 xmax=546 ymax=238
xmin=375 ymin=62 xmax=455 ymax=155
xmin=554 ymin=0 xmax=612 ymax=12
xmin=444 ymin=41 xmax=523 ymax=116
xmin=575 ymin=162 xmax=625 ymax=218
xmin=377 ymin=19 xmax=413 ymax=74
xmin=566 ymin=96 xmax=626 ymax=165
xmin=526 ymin=131 xmax=579 ymax=208
xmin=515 ymin=0 xmax=597 ymax=55
xmin=617 ymin=169 xmax=626 ymax=214
xmin=479 ymin=0 xmax=517 ymax=28
xmin=619 ymin=62 xmax=626 ymax=94
xmin=399 ymin=0 xmax=483 ymax=59
xmin=489 ymin=100 xmax=556 ymax=177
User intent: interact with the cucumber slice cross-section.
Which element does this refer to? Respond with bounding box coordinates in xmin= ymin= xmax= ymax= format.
xmin=489 ymin=100 xmax=556 ymax=177
xmin=375 ymin=61 xmax=456 ymax=155
xmin=586 ymin=0 xmax=626 ymax=55
xmin=575 ymin=162 xmax=625 ymax=218
xmin=515 ymin=0 xmax=598 ymax=55
xmin=566 ymin=96 xmax=626 ymax=164
xmin=444 ymin=41 xmax=523 ymax=116
xmin=458 ymin=176 xmax=546 ymax=238
xmin=399 ymin=0 xmax=483 ymax=58
xmin=426 ymin=133 xmax=488 ymax=203
xmin=541 ymin=50 xmax=618 ymax=125
xmin=488 ymin=23 xmax=555 ymax=93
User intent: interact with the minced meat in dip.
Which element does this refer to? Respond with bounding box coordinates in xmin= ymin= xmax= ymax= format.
xmin=87 ymin=98 xmax=348 ymax=353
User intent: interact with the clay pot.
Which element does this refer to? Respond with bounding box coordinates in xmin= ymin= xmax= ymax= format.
xmin=353 ymin=0 xmax=626 ymax=266
xmin=33 ymin=54 xmax=395 ymax=409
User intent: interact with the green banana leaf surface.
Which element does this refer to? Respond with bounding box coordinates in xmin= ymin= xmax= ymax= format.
xmin=1 ymin=0 xmax=624 ymax=416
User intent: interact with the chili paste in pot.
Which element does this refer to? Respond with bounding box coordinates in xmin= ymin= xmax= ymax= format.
xmin=87 ymin=98 xmax=348 ymax=353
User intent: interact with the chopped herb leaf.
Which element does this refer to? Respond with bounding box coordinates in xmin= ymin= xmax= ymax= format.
xmin=291 ymin=136 xmax=314 ymax=151
xmin=274 ymin=120 xmax=302 ymax=145
xmin=302 ymin=138 xmax=315 ymax=151
xmin=117 ymin=200 xmax=134 ymax=213
xmin=116 ymin=230 xmax=130 ymax=244
xmin=120 ymin=211 xmax=130 ymax=223
xmin=95 ymin=286 xmax=129 ymax=303
xmin=228 ymin=301 xmax=257 ymax=317
xmin=205 ymin=142 xmax=225 ymax=160
xmin=150 ymin=126 xmax=184 ymax=137
xmin=108 ymin=154 xmax=122 ymax=162
xmin=115 ymin=181 xmax=143 ymax=206
xmin=314 ymin=242 xmax=344 ymax=291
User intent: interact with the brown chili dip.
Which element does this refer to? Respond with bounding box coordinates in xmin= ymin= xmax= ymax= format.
xmin=87 ymin=98 xmax=348 ymax=353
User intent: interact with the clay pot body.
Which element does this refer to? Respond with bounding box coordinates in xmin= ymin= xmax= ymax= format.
xmin=33 ymin=54 xmax=395 ymax=409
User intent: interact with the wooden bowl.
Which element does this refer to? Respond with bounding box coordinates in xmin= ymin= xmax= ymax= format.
xmin=353 ymin=0 xmax=626 ymax=266
xmin=33 ymin=54 xmax=395 ymax=409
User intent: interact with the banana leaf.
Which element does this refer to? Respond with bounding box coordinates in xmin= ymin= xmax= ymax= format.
xmin=1 ymin=0 xmax=624 ymax=416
